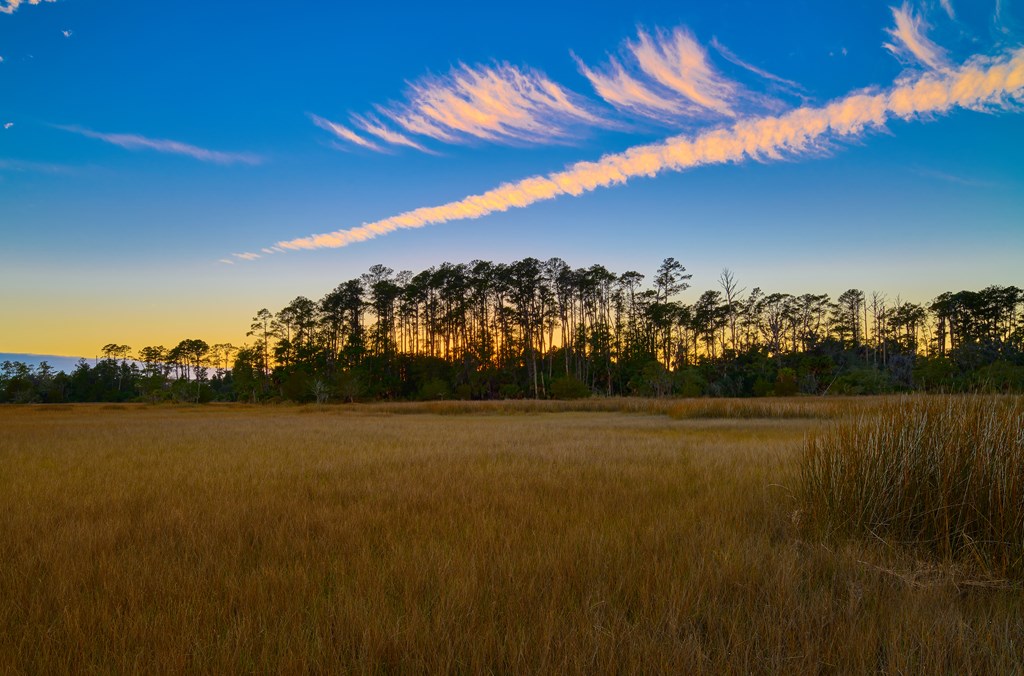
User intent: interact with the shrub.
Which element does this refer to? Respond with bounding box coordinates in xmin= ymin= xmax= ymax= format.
xmin=549 ymin=376 xmax=590 ymax=400
xmin=673 ymin=369 xmax=706 ymax=398
xmin=419 ymin=377 xmax=451 ymax=400
xmin=774 ymin=368 xmax=798 ymax=396
xmin=800 ymin=395 xmax=1024 ymax=579
xmin=498 ymin=383 xmax=522 ymax=399
xmin=830 ymin=367 xmax=891 ymax=395
xmin=975 ymin=360 xmax=1024 ymax=393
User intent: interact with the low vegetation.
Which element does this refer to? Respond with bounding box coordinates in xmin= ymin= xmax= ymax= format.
xmin=801 ymin=395 xmax=1024 ymax=580
xmin=0 ymin=397 xmax=1020 ymax=672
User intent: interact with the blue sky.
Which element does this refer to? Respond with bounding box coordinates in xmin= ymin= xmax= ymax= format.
xmin=1 ymin=0 xmax=1022 ymax=356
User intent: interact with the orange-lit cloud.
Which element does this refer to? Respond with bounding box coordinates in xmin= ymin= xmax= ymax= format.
xmin=628 ymin=28 xmax=739 ymax=117
xmin=309 ymin=114 xmax=382 ymax=152
xmin=574 ymin=53 xmax=693 ymax=118
xmin=0 ymin=0 xmax=56 ymax=14
xmin=322 ymin=27 xmax=790 ymax=151
xmin=319 ymin=63 xmax=600 ymax=152
xmin=884 ymin=3 xmax=950 ymax=70
xmin=230 ymin=48 xmax=1023 ymax=260
xmin=351 ymin=114 xmax=431 ymax=152
xmin=579 ymin=28 xmax=743 ymax=120
xmin=58 ymin=125 xmax=263 ymax=165
xmin=387 ymin=63 xmax=601 ymax=143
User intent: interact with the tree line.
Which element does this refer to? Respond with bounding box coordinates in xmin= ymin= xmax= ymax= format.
xmin=3 ymin=258 xmax=1022 ymax=403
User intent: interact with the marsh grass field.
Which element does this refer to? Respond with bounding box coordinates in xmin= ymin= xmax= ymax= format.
xmin=1 ymin=397 xmax=1021 ymax=673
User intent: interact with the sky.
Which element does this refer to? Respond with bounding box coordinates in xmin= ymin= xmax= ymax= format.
xmin=1 ymin=0 xmax=1022 ymax=359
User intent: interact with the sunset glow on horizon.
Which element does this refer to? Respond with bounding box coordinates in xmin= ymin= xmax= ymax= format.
xmin=2 ymin=0 xmax=1022 ymax=358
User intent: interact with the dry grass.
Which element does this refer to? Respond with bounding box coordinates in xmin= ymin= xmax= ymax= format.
xmin=0 ymin=401 xmax=1021 ymax=673
xmin=353 ymin=395 xmax=882 ymax=420
xmin=801 ymin=395 xmax=1024 ymax=580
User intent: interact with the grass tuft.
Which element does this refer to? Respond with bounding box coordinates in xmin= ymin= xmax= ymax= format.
xmin=800 ymin=395 xmax=1024 ymax=579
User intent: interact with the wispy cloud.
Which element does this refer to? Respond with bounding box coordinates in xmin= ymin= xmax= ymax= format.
xmin=574 ymin=52 xmax=688 ymax=118
xmin=911 ymin=165 xmax=997 ymax=187
xmin=351 ymin=114 xmax=432 ymax=152
xmin=630 ymin=27 xmax=739 ymax=117
xmin=578 ymin=28 xmax=758 ymax=121
xmin=56 ymin=125 xmax=264 ymax=165
xmin=231 ymin=48 xmax=1024 ymax=258
xmin=320 ymin=27 xmax=791 ymax=152
xmin=0 ymin=0 xmax=57 ymax=14
xmin=3 ymin=122 xmax=12 ymax=130
xmin=0 ymin=158 xmax=77 ymax=174
xmin=940 ymin=0 xmax=955 ymax=20
xmin=710 ymin=37 xmax=805 ymax=94
xmin=310 ymin=114 xmax=382 ymax=152
xmin=320 ymin=63 xmax=601 ymax=153
xmin=386 ymin=63 xmax=600 ymax=144
xmin=884 ymin=3 xmax=950 ymax=70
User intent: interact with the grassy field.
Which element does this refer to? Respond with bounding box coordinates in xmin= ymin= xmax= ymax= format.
xmin=1 ymin=399 xmax=1021 ymax=673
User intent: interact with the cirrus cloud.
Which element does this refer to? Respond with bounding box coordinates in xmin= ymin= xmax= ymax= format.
xmin=577 ymin=28 xmax=747 ymax=121
xmin=0 ymin=0 xmax=57 ymax=14
xmin=230 ymin=47 xmax=1024 ymax=258
xmin=884 ymin=3 xmax=950 ymax=70
xmin=316 ymin=62 xmax=603 ymax=153
xmin=56 ymin=125 xmax=264 ymax=165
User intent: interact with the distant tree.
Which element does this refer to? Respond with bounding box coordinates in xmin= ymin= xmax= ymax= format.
xmin=247 ymin=309 xmax=273 ymax=391
xmin=835 ymin=289 xmax=865 ymax=349
xmin=718 ymin=268 xmax=745 ymax=353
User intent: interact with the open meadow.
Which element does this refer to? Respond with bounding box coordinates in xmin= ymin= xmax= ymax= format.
xmin=1 ymin=398 xmax=1021 ymax=673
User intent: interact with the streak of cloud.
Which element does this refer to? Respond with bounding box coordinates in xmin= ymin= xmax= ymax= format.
xmin=0 ymin=0 xmax=56 ymax=14
xmin=377 ymin=63 xmax=600 ymax=147
xmin=310 ymin=114 xmax=382 ymax=152
xmin=884 ymin=3 xmax=950 ymax=70
xmin=940 ymin=0 xmax=955 ymax=20
xmin=232 ymin=48 xmax=1023 ymax=258
xmin=57 ymin=125 xmax=264 ymax=164
xmin=0 ymin=158 xmax=76 ymax=174
xmin=911 ymin=165 xmax=997 ymax=187
xmin=351 ymin=114 xmax=432 ymax=152
xmin=710 ymin=37 xmax=805 ymax=94
xmin=3 ymin=122 xmax=12 ymax=129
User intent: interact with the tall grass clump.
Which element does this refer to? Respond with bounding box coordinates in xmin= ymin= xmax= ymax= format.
xmin=801 ymin=395 xmax=1024 ymax=579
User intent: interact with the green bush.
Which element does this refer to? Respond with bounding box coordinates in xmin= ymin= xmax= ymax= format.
xmin=830 ymin=367 xmax=891 ymax=395
xmin=498 ymin=383 xmax=522 ymax=399
xmin=975 ymin=360 xmax=1024 ymax=392
xmin=773 ymin=368 xmax=798 ymax=396
xmin=419 ymin=377 xmax=451 ymax=400
xmin=675 ymin=369 xmax=706 ymax=398
xmin=549 ymin=376 xmax=591 ymax=400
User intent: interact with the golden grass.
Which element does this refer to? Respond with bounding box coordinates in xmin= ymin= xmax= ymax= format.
xmin=0 ymin=402 xmax=1021 ymax=673
xmin=801 ymin=395 xmax=1024 ymax=580
xmin=345 ymin=394 xmax=883 ymax=419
